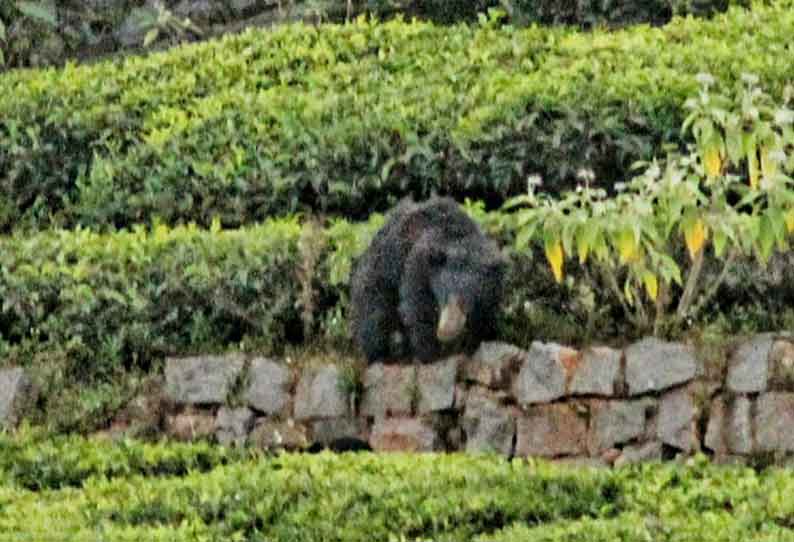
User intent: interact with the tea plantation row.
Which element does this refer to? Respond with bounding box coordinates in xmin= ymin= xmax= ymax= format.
xmin=1 ymin=433 xmax=793 ymax=541
xmin=2 ymin=2 xmax=794 ymax=231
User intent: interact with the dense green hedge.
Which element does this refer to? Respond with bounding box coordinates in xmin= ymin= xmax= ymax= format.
xmin=3 ymin=2 xmax=794 ymax=232
xmin=0 ymin=219 xmax=307 ymax=378
xmin=0 ymin=431 xmax=249 ymax=491
xmin=1 ymin=437 xmax=794 ymax=541
xmin=1 ymin=205 xmax=791 ymax=383
xmin=0 ymin=0 xmax=747 ymax=71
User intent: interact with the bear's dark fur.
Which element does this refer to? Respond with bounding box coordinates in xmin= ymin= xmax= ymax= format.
xmin=350 ymin=196 xmax=506 ymax=363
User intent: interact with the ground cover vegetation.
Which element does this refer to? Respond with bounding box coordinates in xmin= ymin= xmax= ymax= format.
xmin=0 ymin=0 xmax=747 ymax=70
xmin=2 ymin=2 xmax=794 ymax=233
xmin=1 ymin=432 xmax=794 ymax=541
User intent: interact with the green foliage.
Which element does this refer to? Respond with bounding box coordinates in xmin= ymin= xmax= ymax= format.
xmin=0 ymin=442 xmax=617 ymax=541
xmin=0 ymin=219 xmax=304 ymax=374
xmin=1 ymin=438 xmax=794 ymax=541
xmin=0 ymin=430 xmax=249 ymax=491
xmin=3 ymin=2 xmax=794 ymax=232
xmin=505 ymin=76 xmax=794 ymax=335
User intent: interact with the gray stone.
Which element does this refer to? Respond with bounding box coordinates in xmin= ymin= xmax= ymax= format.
xmin=244 ymin=357 xmax=291 ymax=415
xmin=768 ymin=340 xmax=794 ymax=391
xmin=417 ymin=357 xmax=459 ymax=414
xmin=173 ymin=0 xmax=226 ymax=23
xmin=513 ymin=342 xmax=572 ymax=405
xmin=229 ymin=0 xmax=263 ymax=17
xmin=727 ymin=335 xmax=773 ymax=393
xmin=755 ymin=392 xmax=794 ymax=452
xmin=462 ymin=388 xmax=516 ymax=455
xmin=515 ymin=404 xmax=587 ymax=458
xmin=165 ymin=409 xmax=216 ymax=441
xmin=370 ymin=418 xmax=441 ymax=452
xmin=658 ymin=387 xmax=698 ymax=452
xmin=0 ymin=368 xmax=35 ymax=428
xmin=249 ymin=418 xmax=308 ymax=451
xmin=625 ymin=338 xmax=698 ymax=396
xmin=311 ymin=417 xmax=366 ymax=445
xmin=706 ymin=395 xmax=753 ymax=455
xmin=165 ymin=355 xmax=244 ymax=405
xmin=588 ymin=400 xmax=646 ymax=453
xmin=215 ymin=407 xmax=255 ymax=447
xmin=360 ymin=363 xmax=416 ymax=418
xmin=294 ymin=365 xmax=349 ymax=421
xmin=115 ymin=5 xmax=157 ymax=47
xmin=614 ymin=441 xmax=663 ymax=467
xmin=464 ymin=342 xmax=525 ymax=389
xmin=569 ymin=346 xmax=622 ymax=397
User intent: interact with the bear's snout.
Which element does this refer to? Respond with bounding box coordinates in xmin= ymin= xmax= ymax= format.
xmin=437 ymin=294 xmax=467 ymax=342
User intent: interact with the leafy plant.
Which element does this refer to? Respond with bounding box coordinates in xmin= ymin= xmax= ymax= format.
xmin=505 ymin=75 xmax=794 ymax=335
xmin=4 ymin=3 xmax=794 ymax=232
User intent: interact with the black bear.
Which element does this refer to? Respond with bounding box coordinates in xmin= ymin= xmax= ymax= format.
xmin=350 ymin=196 xmax=506 ymax=363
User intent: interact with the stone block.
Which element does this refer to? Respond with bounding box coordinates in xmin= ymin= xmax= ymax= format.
xmin=249 ymin=418 xmax=308 ymax=451
xmin=360 ymin=363 xmax=416 ymax=418
xmin=657 ymin=387 xmax=699 ymax=453
xmin=295 ymin=365 xmax=349 ymax=421
xmin=625 ymin=338 xmax=698 ymax=396
xmin=370 ymin=418 xmax=441 ymax=452
xmin=215 ymin=406 xmax=255 ymax=447
xmin=165 ymin=409 xmax=216 ymax=441
xmin=515 ymin=404 xmax=587 ymax=457
xmin=768 ymin=340 xmax=794 ymax=391
xmin=705 ymin=395 xmax=753 ymax=455
xmin=0 ymin=368 xmax=35 ymax=428
xmin=755 ymin=392 xmax=794 ymax=452
xmin=614 ymin=440 xmax=662 ymax=467
xmin=244 ymin=357 xmax=292 ymax=415
xmin=462 ymin=387 xmax=516 ymax=456
xmin=569 ymin=346 xmax=622 ymax=397
xmin=464 ymin=342 xmax=525 ymax=389
xmin=588 ymin=400 xmax=646 ymax=453
xmin=311 ymin=417 xmax=367 ymax=446
xmin=417 ymin=357 xmax=459 ymax=414
xmin=726 ymin=334 xmax=773 ymax=393
xmin=165 ymin=354 xmax=244 ymax=405
xmin=513 ymin=342 xmax=573 ymax=405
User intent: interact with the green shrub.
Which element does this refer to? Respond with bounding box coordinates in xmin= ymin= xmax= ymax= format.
xmin=0 ymin=450 xmax=618 ymax=541
xmin=0 ymin=219 xmax=304 ymax=375
xmin=505 ymin=75 xmax=794 ymax=336
xmin=3 ymin=2 xmax=794 ymax=232
xmin=0 ymin=430 xmax=249 ymax=491
xmin=2 ymin=441 xmax=794 ymax=542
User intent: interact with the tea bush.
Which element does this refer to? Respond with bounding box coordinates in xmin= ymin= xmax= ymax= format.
xmin=3 ymin=2 xmax=794 ymax=232
xmin=1 ymin=438 xmax=793 ymax=542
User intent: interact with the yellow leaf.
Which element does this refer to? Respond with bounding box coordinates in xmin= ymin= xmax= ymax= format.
xmin=642 ymin=272 xmax=658 ymax=301
xmin=577 ymin=236 xmax=589 ymax=264
xmin=616 ymin=229 xmax=637 ymax=264
xmin=544 ymin=238 xmax=564 ymax=284
xmin=748 ymin=149 xmax=760 ymax=189
xmin=154 ymin=223 xmax=169 ymax=242
xmin=684 ymin=218 xmax=707 ymax=260
xmin=760 ymin=146 xmax=777 ymax=180
xmin=786 ymin=210 xmax=794 ymax=234
xmin=703 ymin=146 xmax=722 ymax=179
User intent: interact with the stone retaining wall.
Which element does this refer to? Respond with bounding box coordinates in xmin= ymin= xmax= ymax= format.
xmin=3 ymin=333 xmax=794 ymax=465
